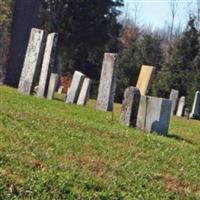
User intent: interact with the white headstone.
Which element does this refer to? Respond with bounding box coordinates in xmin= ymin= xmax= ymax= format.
xmin=190 ymin=91 xmax=200 ymax=119
xmin=169 ymin=89 xmax=179 ymax=115
xmin=176 ymin=96 xmax=185 ymax=117
xmin=18 ymin=28 xmax=47 ymax=94
xmin=58 ymin=86 xmax=64 ymax=94
xmin=47 ymin=73 xmax=59 ymax=100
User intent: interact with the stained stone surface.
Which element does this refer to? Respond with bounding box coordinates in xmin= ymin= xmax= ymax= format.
xmin=176 ymin=96 xmax=185 ymax=117
xmin=58 ymin=86 xmax=64 ymax=94
xmin=37 ymin=33 xmax=58 ymax=97
xmin=47 ymin=73 xmax=59 ymax=100
xmin=136 ymin=65 xmax=155 ymax=96
xmin=190 ymin=91 xmax=200 ymax=119
xmin=137 ymin=96 xmax=172 ymax=135
xmin=120 ymin=87 xmax=141 ymax=127
xmin=96 ymin=53 xmax=118 ymax=112
xmin=169 ymin=89 xmax=179 ymax=115
xmin=77 ymin=78 xmax=92 ymax=106
xmin=66 ymin=71 xmax=86 ymax=104
xmin=18 ymin=28 xmax=47 ymax=95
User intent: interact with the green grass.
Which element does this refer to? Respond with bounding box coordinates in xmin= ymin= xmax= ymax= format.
xmin=1 ymin=86 xmax=200 ymax=200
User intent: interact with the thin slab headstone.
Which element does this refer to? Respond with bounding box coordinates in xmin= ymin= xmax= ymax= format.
xmin=176 ymin=96 xmax=185 ymax=117
xmin=184 ymin=108 xmax=190 ymax=120
xmin=77 ymin=78 xmax=92 ymax=106
xmin=190 ymin=91 xmax=200 ymax=119
xmin=65 ymin=71 xmax=86 ymax=104
xmin=120 ymin=87 xmax=141 ymax=127
xmin=169 ymin=89 xmax=179 ymax=115
xmin=47 ymin=73 xmax=59 ymax=100
xmin=37 ymin=33 xmax=58 ymax=97
xmin=96 ymin=53 xmax=118 ymax=112
xmin=58 ymin=86 xmax=64 ymax=94
xmin=136 ymin=65 xmax=155 ymax=96
xmin=18 ymin=28 xmax=47 ymax=95
xmin=137 ymin=96 xmax=172 ymax=135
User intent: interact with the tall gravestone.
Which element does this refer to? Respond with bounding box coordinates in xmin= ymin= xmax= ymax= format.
xmin=190 ymin=91 xmax=200 ymax=119
xmin=136 ymin=65 xmax=155 ymax=96
xmin=77 ymin=78 xmax=92 ymax=106
xmin=176 ymin=96 xmax=185 ymax=117
xmin=169 ymin=89 xmax=179 ymax=115
xmin=37 ymin=33 xmax=58 ymax=97
xmin=137 ymin=96 xmax=172 ymax=135
xmin=18 ymin=28 xmax=47 ymax=95
xmin=66 ymin=71 xmax=86 ymax=104
xmin=96 ymin=53 xmax=118 ymax=112
xmin=120 ymin=87 xmax=141 ymax=127
xmin=47 ymin=73 xmax=59 ymax=100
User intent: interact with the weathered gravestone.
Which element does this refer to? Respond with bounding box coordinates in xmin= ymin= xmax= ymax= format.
xmin=120 ymin=87 xmax=141 ymax=127
xmin=77 ymin=78 xmax=92 ymax=106
xmin=37 ymin=33 xmax=58 ymax=97
xmin=96 ymin=53 xmax=118 ymax=111
xmin=136 ymin=65 xmax=155 ymax=96
xmin=190 ymin=91 xmax=200 ymax=119
xmin=176 ymin=96 xmax=185 ymax=117
xmin=66 ymin=71 xmax=86 ymax=104
xmin=47 ymin=73 xmax=59 ymax=100
xmin=137 ymin=96 xmax=172 ymax=135
xmin=18 ymin=28 xmax=47 ymax=95
xmin=169 ymin=89 xmax=179 ymax=115
xmin=184 ymin=108 xmax=190 ymax=119
xmin=58 ymin=86 xmax=64 ymax=94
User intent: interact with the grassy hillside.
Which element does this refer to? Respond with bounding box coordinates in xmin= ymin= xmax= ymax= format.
xmin=1 ymin=86 xmax=200 ymax=199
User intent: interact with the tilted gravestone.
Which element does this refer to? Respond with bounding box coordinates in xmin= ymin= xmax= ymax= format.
xmin=77 ymin=78 xmax=92 ymax=106
xmin=37 ymin=33 xmax=58 ymax=97
xmin=18 ymin=28 xmax=47 ymax=94
xmin=96 ymin=53 xmax=118 ymax=112
xmin=47 ymin=73 xmax=59 ymax=100
xmin=137 ymin=96 xmax=172 ymax=135
xmin=57 ymin=86 xmax=64 ymax=94
xmin=190 ymin=91 xmax=200 ymax=119
xmin=120 ymin=87 xmax=141 ymax=127
xmin=136 ymin=65 xmax=155 ymax=96
xmin=66 ymin=71 xmax=86 ymax=104
xmin=169 ymin=89 xmax=179 ymax=115
xmin=176 ymin=96 xmax=185 ymax=117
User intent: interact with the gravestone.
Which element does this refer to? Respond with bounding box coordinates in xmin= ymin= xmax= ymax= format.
xmin=77 ymin=78 xmax=92 ymax=106
xmin=190 ymin=91 xmax=200 ymax=119
xmin=176 ymin=96 xmax=185 ymax=117
xmin=96 ymin=53 xmax=118 ymax=111
xmin=136 ymin=65 xmax=155 ymax=96
xmin=169 ymin=89 xmax=179 ymax=115
xmin=18 ymin=28 xmax=47 ymax=95
xmin=58 ymin=86 xmax=64 ymax=94
xmin=66 ymin=71 xmax=86 ymax=104
xmin=137 ymin=96 xmax=172 ymax=135
xmin=47 ymin=73 xmax=59 ymax=100
xmin=120 ymin=87 xmax=141 ymax=127
xmin=37 ymin=33 xmax=58 ymax=97
xmin=184 ymin=108 xmax=190 ymax=120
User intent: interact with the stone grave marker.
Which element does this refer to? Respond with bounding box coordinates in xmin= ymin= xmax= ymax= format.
xmin=65 ymin=71 xmax=85 ymax=104
xmin=120 ymin=87 xmax=141 ymax=127
xmin=96 ymin=53 xmax=118 ymax=112
xmin=18 ymin=28 xmax=47 ymax=94
xmin=47 ymin=73 xmax=59 ymax=100
xmin=136 ymin=65 xmax=155 ymax=96
xmin=176 ymin=96 xmax=185 ymax=117
xmin=77 ymin=78 xmax=92 ymax=106
xmin=169 ymin=89 xmax=179 ymax=115
xmin=37 ymin=33 xmax=58 ymax=97
xmin=58 ymin=86 xmax=64 ymax=94
xmin=190 ymin=91 xmax=200 ymax=119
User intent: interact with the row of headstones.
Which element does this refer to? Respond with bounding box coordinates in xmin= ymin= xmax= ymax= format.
xmin=170 ymin=89 xmax=200 ymax=119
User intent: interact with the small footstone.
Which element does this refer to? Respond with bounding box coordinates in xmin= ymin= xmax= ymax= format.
xmin=169 ymin=89 xmax=179 ymax=115
xmin=176 ymin=96 xmax=185 ymax=117
xmin=120 ymin=87 xmax=141 ymax=127
xmin=58 ymin=86 xmax=64 ymax=94
xmin=47 ymin=73 xmax=59 ymax=100
xmin=190 ymin=91 xmax=200 ymax=119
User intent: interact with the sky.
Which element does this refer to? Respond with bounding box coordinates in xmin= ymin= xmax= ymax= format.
xmin=122 ymin=0 xmax=196 ymax=29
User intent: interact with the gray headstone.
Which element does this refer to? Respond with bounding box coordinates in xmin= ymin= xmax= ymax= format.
xmin=190 ymin=91 xmax=200 ymax=119
xmin=37 ymin=33 xmax=58 ymax=97
xmin=18 ymin=28 xmax=47 ymax=95
xmin=77 ymin=78 xmax=92 ymax=106
xmin=120 ymin=87 xmax=141 ymax=127
xmin=137 ymin=96 xmax=172 ymax=135
xmin=176 ymin=96 xmax=185 ymax=117
xmin=96 ymin=53 xmax=118 ymax=112
xmin=184 ymin=108 xmax=190 ymax=119
xmin=65 ymin=71 xmax=86 ymax=104
xmin=47 ymin=73 xmax=59 ymax=100
xmin=169 ymin=89 xmax=179 ymax=115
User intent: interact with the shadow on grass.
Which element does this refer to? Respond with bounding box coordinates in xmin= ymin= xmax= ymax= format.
xmin=167 ymin=134 xmax=194 ymax=145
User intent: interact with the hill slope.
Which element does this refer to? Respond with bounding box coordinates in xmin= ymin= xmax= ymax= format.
xmin=1 ymin=86 xmax=200 ymax=199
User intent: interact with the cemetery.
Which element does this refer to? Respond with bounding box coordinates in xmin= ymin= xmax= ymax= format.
xmin=1 ymin=0 xmax=200 ymax=199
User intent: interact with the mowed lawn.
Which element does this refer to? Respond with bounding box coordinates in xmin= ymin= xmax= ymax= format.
xmin=1 ymin=86 xmax=200 ymax=200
